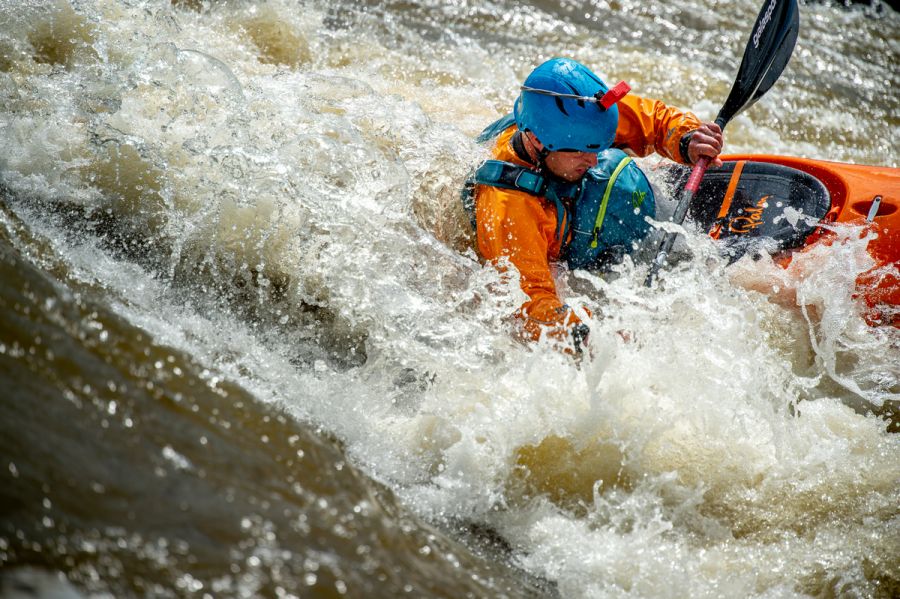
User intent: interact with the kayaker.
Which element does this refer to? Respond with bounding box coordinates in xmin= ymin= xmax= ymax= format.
xmin=464 ymin=57 xmax=724 ymax=351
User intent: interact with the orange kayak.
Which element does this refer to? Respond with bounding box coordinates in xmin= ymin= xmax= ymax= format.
xmin=663 ymin=155 xmax=900 ymax=326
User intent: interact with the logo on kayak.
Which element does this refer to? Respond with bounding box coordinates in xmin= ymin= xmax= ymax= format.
xmin=728 ymin=195 xmax=771 ymax=234
xmin=753 ymin=0 xmax=778 ymax=49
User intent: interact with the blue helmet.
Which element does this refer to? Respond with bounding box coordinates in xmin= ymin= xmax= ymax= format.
xmin=513 ymin=58 xmax=628 ymax=153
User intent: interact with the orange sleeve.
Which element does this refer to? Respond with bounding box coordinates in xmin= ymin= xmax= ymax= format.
xmin=613 ymin=93 xmax=702 ymax=164
xmin=475 ymin=184 xmax=584 ymax=341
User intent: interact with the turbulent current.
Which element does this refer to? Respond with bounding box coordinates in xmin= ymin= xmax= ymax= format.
xmin=1 ymin=1 xmax=898 ymax=597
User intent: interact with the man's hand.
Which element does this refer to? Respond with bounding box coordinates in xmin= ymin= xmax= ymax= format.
xmin=571 ymin=323 xmax=590 ymax=355
xmin=685 ymin=122 xmax=724 ymax=167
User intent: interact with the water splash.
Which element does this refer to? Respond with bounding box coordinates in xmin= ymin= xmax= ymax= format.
xmin=2 ymin=0 xmax=898 ymax=597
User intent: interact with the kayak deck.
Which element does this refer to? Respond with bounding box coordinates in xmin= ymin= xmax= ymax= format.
xmin=721 ymin=154 xmax=900 ymax=253
xmin=663 ymin=154 xmax=900 ymax=325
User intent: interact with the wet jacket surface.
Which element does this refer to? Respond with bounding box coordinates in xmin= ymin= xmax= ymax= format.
xmin=474 ymin=93 xmax=702 ymax=340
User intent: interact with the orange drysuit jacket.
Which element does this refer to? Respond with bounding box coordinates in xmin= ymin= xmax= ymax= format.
xmin=474 ymin=93 xmax=702 ymax=341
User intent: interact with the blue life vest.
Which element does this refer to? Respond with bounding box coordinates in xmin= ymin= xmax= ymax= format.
xmin=461 ymin=115 xmax=656 ymax=271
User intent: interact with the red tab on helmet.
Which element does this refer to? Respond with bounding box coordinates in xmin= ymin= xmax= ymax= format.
xmin=599 ymin=81 xmax=631 ymax=109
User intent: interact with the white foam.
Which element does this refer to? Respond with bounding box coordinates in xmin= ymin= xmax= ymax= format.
xmin=2 ymin=0 xmax=897 ymax=596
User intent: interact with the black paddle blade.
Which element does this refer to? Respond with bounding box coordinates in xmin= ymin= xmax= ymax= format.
xmin=748 ymin=0 xmax=799 ymax=107
xmin=717 ymin=0 xmax=800 ymax=127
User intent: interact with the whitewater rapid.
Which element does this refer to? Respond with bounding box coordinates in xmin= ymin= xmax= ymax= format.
xmin=1 ymin=1 xmax=898 ymax=597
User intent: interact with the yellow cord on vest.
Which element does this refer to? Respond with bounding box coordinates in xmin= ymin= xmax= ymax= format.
xmin=590 ymin=156 xmax=633 ymax=248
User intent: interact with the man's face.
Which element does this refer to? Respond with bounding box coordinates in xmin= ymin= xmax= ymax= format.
xmin=526 ymin=133 xmax=599 ymax=181
xmin=543 ymin=150 xmax=599 ymax=181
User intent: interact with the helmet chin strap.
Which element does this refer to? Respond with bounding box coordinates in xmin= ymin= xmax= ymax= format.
xmin=536 ymin=147 xmax=552 ymax=172
xmin=522 ymin=131 xmax=552 ymax=173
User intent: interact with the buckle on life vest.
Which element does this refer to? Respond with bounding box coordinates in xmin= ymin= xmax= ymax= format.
xmin=514 ymin=169 xmax=544 ymax=194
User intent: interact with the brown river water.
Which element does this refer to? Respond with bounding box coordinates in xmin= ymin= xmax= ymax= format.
xmin=1 ymin=1 xmax=898 ymax=597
